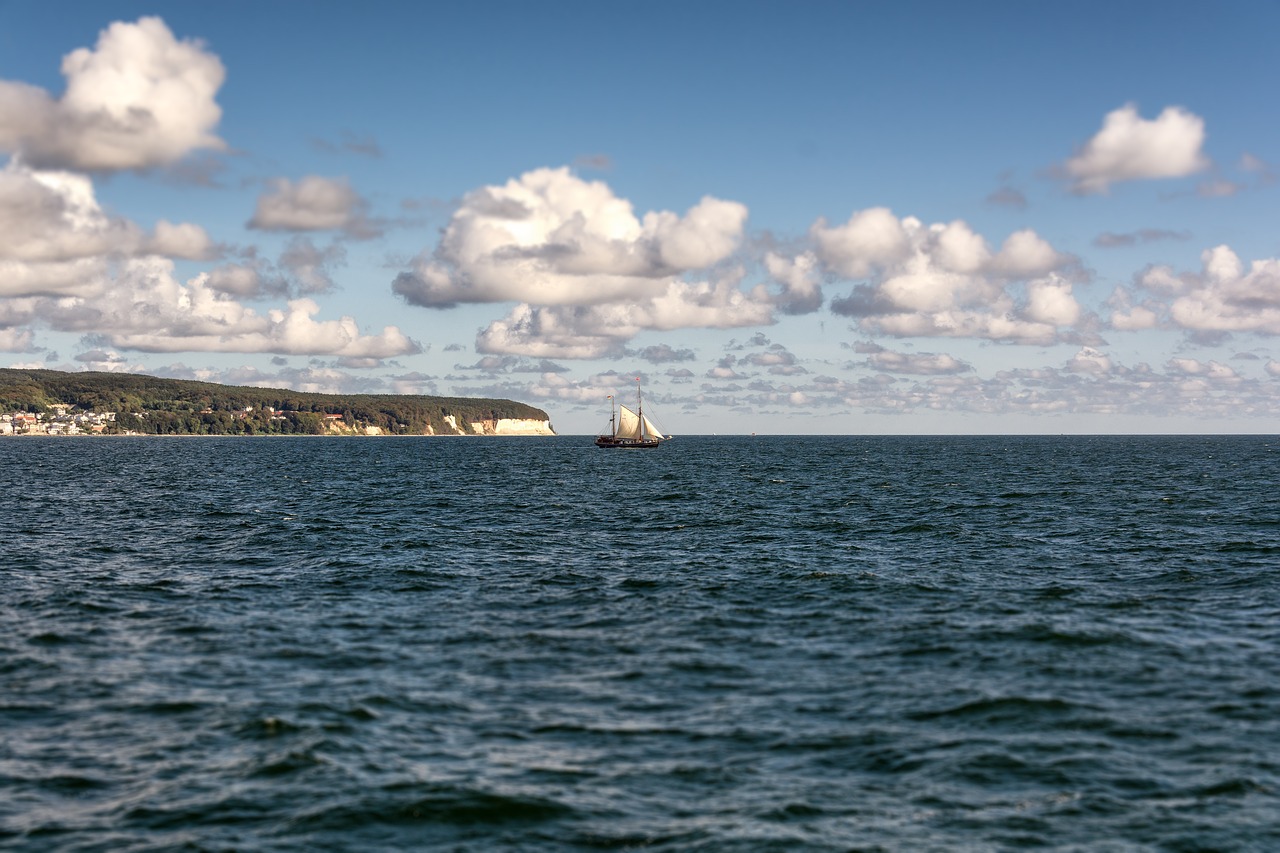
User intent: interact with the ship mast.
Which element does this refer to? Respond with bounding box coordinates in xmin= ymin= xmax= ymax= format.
xmin=636 ymin=377 xmax=645 ymax=439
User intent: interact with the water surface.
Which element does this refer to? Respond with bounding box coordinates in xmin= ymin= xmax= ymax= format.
xmin=3 ymin=435 xmax=1278 ymax=850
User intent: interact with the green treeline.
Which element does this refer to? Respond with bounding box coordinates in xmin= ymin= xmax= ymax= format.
xmin=0 ymin=368 xmax=550 ymax=436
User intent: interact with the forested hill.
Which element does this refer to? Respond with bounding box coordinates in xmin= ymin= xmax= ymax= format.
xmin=0 ymin=368 xmax=552 ymax=436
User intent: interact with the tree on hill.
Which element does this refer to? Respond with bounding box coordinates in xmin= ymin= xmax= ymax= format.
xmin=0 ymin=368 xmax=551 ymax=436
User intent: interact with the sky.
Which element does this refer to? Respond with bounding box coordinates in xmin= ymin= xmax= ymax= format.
xmin=1 ymin=0 xmax=1277 ymax=435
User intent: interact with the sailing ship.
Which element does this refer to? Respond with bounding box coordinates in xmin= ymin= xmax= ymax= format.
xmin=595 ymin=380 xmax=668 ymax=449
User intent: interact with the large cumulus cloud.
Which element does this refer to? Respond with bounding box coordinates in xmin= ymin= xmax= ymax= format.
xmin=0 ymin=17 xmax=225 ymax=171
xmin=0 ymin=163 xmax=212 ymax=298
xmin=810 ymin=209 xmax=1084 ymax=345
xmin=394 ymin=166 xmax=749 ymax=308
xmin=393 ymin=167 xmax=779 ymax=358
xmin=1111 ymin=245 xmax=1280 ymax=335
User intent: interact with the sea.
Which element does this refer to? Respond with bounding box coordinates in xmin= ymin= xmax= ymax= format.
xmin=2 ymin=435 xmax=1278 ymax=852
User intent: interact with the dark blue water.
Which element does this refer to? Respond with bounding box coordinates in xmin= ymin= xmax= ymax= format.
xmin=3 ymin=435 xmax=1279 ymax=851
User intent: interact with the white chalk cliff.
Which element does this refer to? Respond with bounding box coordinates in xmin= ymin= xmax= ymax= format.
xmin=427 ymin=415 xmax=555 ymax=436
xmin=469 ymin=418 xmax=556 ymax=436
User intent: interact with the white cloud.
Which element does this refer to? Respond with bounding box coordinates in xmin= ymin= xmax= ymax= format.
xmin=1124 ymin=245 xmax=1280 ymax=335
xmin=864 ymin=308 xmax=1074 ymax=346
xmin=248 ymin=176 xmax=379 ymax=238
xmin=742 ymin=348 xmax=797 ymax=368
xmin=531 ymin=370 xmax=630 ymax=404
xmin=809 ymin=207 xmax=910 ymax=278
xmin=646 ymin=346 xmax=1280 ymax=422
xmin=476 ymin=271 xmax=774 ymax=359
xmin=0 ymin=163 xmax=213 ymax=298
xmin=146 ymin=220 xmax=214 ymax=259
xmin=0 ymin=257 xmax=109 ymax=298
xmin=201 ymin=240 xmax=344 ymax=300
xmin=990 ymin=230 xmax=1070 ymax=278
xmin=17 ymin=255 xmax=419 ymax=358
xmin=278 ymin=237 xmax=346 ymax=295
xmin=763 ymin=251 xmax=823 ymax=314
xmin=933 ymin=220 xmax=992 ymax=274
xmin=107 ymin=295 xmax=419 ymax=359
xmin=1063 ymin=104 xmax=1209 ymax=194
xmin=0 ymin=17 xmax=225 ymax=171
xmin=878 ymin=258 xmax=995 ymax=313
xmin=867 ymin=349 xmax=972 ymax=375
xmin=393 ymin=167 xmax=748 ymax=308
xmin=1106 ymin=287 xmax=1160 ymax=331
xmin=1167 ymin=357 xmax=1239 ymax=381
xmin=1066 ymin=346 xmax=1113 ymax=374
xmin=706 ymin=364 xmax=744 ymax=380
xmin=476 ymin=304 xmax=624 ymax=360
xmin=0 ymin=327 xmax=35 ymax=351
xmin=636 ymin=343 xmax=696 ymax=363
xmin=391 ymin=168 xmax=781 ymax=357
xmin=1025 ymin=276 xmax=1082 ymax=326
xmin=206 ymin=262 xmax=273 ymax=298
xmin=0 ymin=156 xmax=380 ymax=365
xmin=647 ymin=195 xmax=749 ymax=269
xmin=1135 ymin=264 xmax=1186 ymax=295
xmin=1203 ymin=244 xmax=1245 ymax=283
xmin=640 ymin=271 xmax=775 ymax=331
xmin=0 ymin=166 xmax=137 ymax=264
xmin=818 ymin=210 xmax=1082 ymax=344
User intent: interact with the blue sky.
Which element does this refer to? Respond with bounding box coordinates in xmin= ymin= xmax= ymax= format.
xmin=1 ymin=1 xmax=1277 ymax=434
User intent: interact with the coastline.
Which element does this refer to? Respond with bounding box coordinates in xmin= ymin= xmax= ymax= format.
xmin=0 ymin=431 xmax=557 ymax=438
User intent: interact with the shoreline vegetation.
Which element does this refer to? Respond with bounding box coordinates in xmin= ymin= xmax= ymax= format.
xmin=0 ymin=368 xmax=554 ymax=437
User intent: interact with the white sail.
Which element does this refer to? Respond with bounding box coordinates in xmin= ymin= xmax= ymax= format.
xmin=641 ymin=414 xmax=665 ymax=440
xmin=616 ymin=405 xmax=642 ymax=439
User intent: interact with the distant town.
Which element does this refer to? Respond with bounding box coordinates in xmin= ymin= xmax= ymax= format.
xmin=1 ymin=406 xmax=118 ymax=436
xmin=0 ymin=405 xmax=310 ymax=436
